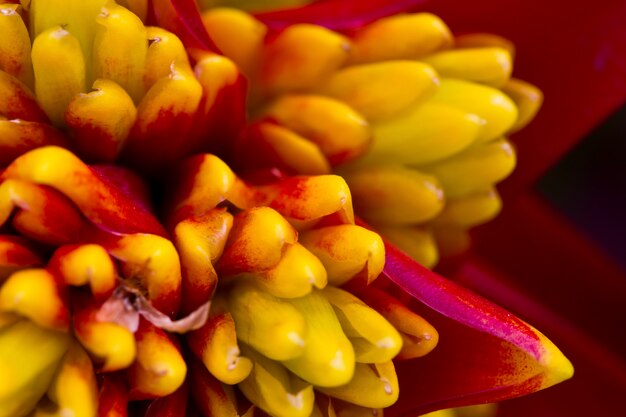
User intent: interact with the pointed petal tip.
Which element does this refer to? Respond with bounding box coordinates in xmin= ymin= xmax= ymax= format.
xmin=536 ymin=332 xmax=574 ymax=389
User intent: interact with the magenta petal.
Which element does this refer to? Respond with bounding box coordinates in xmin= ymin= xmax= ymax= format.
xmin=383 ymin=241 xmax=572 ymax=415
xmin=254 ymin=0 xmax=428 ymax=31
xmin=152 ymin=0 xmax=219 ymax=52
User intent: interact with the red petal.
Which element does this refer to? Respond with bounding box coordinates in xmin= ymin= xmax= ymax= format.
xmin=151 ymin=0 xmax=218 ymax=52
xmin=255 ymin=0 xmax=427 ymax=32
xmin=382 ymin=240 xmax=572 ymax=414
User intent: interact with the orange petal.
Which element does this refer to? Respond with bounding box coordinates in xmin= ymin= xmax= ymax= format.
xmin=0 ymin=235 xmax=44 ymax=280
xmin=173 ymin=208 xmax=233 ymax=314
xmin=0 ymin=119 xmax=69 ymax=167
xmin=128 ymin=319 xmax=187 ymax=400
xmin=0 ymin=70 xmax=47 ymax=122
xmin=105 ymin=233 xmax=182 ymax=317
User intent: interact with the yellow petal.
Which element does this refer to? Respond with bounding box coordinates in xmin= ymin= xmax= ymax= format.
xmin=299 ymin=225 xmax=384 ymax=286
xmin=116 ymin=0 xmax=148 ymax=22
xmin=321 ymin=287 xmax=402 ymax=363
xmin=360 ymin=288 xmax=438 ymax=360
xmin=30 ymin=0 xmax=107 ymax=80
xmin=349 ymin=13 xmax=452 ymax=64
xmin=46 ymin=341 xmax=98 ymax=417
xmin=0 ymin=269 xmax=68 ymax=330
xmin=32 ymin=26 xmax=86 ymax=126
xmin=430 ymin=187 xmax=502 ymax=228
xmin=228 ymin=282 xmax=307 ymax=360
xmin=430 ymin=78 xmax=518 ymax=142
xmin=93 ymin=1 xmax=147 ymax=102
xmin=502 ymin=78 xmax=543 ymax=133
xmin=52 ymin=244 xmax=117 ymax=300
xmin=193 ymin=52 xmax=240 ymax=114
xmin=143 ymin=26 xmax=189 ymax=91
xmin=201 ymin=7 xmax=266 ymax=76
xmin=263 ymin=94 xmax=371 ymax=165
xmin=239 ymin=345 xmax=315 ymax=417
xmin=377 ymin=226 xmax=439 ymax=269
xmin=218 ymin=207 xmax=297 ymax=276
xmin=420 ymin=138 xmax=516 ymax=198
xmin=259 ymin=24 xmax=350 ymax=96
xmin=0 ymin=4 xmax=33 ymax=86
xmin=317 ymin=362 xmax=399 ymax=408
xmin=73 ymin=302 xmax=136 ymax=372
xmin=253 ymin=243 xmax=328 ymax=298
xmin=65 ymin=78 xmax=137 ymax=162
xmin=455 ymin=33 xmax=515 ymax=59
xmin=187 ymin=310 xmax=253 ymax=385
xmin=132 ymin=61 xmax=202 ymax=136
xmin=343 ymin=165 xmax=444 ymax=225
xmin=422 ymin=47 xmax=513 ymax=87
xmin=129 ymin=320 xmax=187 ymax=399
xmin=319 ymin=60 xmax=439 ymax=121
xmin=0 ymin=320 xmax=69 ymax=417
xmin=284 ymin=290 xmax=355 ymax=387
xmin=367 ymin=102 xmax=485 ymax=166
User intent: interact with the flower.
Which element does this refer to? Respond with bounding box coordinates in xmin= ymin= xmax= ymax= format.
xmin=191 ymin=1 xmax=542 ymax=270
xmin=0 ymin=1 xmax=576 ymax=417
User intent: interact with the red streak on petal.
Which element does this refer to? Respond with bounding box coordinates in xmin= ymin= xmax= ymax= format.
xmin=255 ymin=0 xmax=427 ymax=32
xmin=152 ymin=0 xmax=219 ymax=52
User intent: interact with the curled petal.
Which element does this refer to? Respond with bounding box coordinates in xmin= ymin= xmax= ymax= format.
xmin=252 ymin=242 xmax=327 ymax=298
xmin=217 ymin=207 xmax=297 ymax=276
xmin=0 ymin=235 xmax=44 ymax=280
xmin=347 ymin=13 xmax=453 ymax=64
xmin=65 ymin=79 xmax=137 ymax=163
xmin=283 ymin=290 xmax=355 ymax=388
xmin=31 ymin=26 xmax=86 ymax=127
xmin=344 ymin=165 xmax=444 ymax=225
xmin=258 ymin=24 xmax=350 ymax=96
xmin=321 ymin=286 xmax=402 ymax=363
xmin=318 ymin=60 xmax=439 ymax=121
xmin=49 ymin=244 xmax=118 ymax=301
xmin=300 ymin=225 xmax=384 ymax=286
xmin=0 ymin=179 xmax=86 ymax=245
xmin=234 ymin=121 xmax=332 ymax=176
xmin=123 ymin=62 xmax=203 ymax=171
xmin=317 ymin=361 xmax=399 ymax=409
xmin=144 ymin=26 xmax=189 ymax=91
xmin=201 ymin=7 xmax=266 ymax=76
xmin=259 ymin=175 xmax=355 ymax=226
xmin=44 ymin=341 xmax=99 ymax=417
xmin=104 ymin=233 xmax=181 ymax=317
xmin=187 ymin=310 xmax=253 ymax=385
xmin=93 ymin=2 xmax=147 ymax=103
xmin=422 ymin=47 xmax=513 ymax=88
xmin=382 ymin=241 xmax=573 ymax=414
xmin=420 ymin=138 xmax=516 ymax=199
xmin=167 ymin=153 xmax=257 ymax=227
xmin=0 ymin=5 xmax=33 ymax=86
xmin=0 ymin=319 xmax=69 ymax=417
xmin=227 ymin=282 xmax=307 ymax=360
xmin=173 ymin=209 xmax=232 ymax=313
xmin=366 ymin=102 xmax=484 ymax=166
xmin=73 ymin=297 xmax=137 ymax=372
xmin=2 ymin=146 xmax=166 ymax=236
xmin=239 ymin=345 xmax=315 ymax=417
xmin=0 ymin=268 xmax=69 ymax=330
xmin=128 ymin=319 xmax=187 ymax=400
xmin=0 ymin=70 xmax=47 ymax=122
xmin=262 ymin=94 xmax=371 ymax=166
xmin=0 ymin=119 xmax=70 ymax=167
xmin=430 ymin=79 xmax=518 ymax=143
